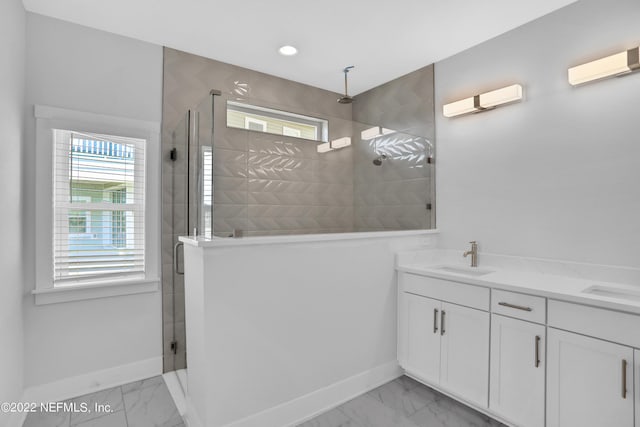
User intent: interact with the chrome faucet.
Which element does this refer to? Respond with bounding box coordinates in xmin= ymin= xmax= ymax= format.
xmin=463 ymin=241 xmax=478 ymax=267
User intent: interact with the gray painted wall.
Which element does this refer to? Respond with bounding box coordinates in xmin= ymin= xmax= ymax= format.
xmin=435 ymin=0 xmax=640 ymax=266
xmin=0 ymin=0 xmax=26 ymax=423
xmin=24 ymin=13 xmax=164 ymax=387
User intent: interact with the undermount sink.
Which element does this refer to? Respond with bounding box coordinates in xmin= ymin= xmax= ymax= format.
xmin=432 ymin=265 xmax=494 ymax=277
xmin=581 ymin=285 xmax=640 ymax=302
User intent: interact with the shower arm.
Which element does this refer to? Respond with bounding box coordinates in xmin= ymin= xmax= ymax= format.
xmin=343 ymin=66 xmax=354 ymax=96
xmin=344 ymin=72 xmax=349 ymax=97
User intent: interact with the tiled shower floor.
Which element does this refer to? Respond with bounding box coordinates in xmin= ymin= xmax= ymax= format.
xmin=23 ymin=376 xmax=183 ymax=427
xmin=297 ymin=376 xmax=505 ymax=427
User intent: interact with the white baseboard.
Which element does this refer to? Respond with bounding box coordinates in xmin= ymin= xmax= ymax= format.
xmin=209 ymin=361 xmax=402 ymax=427
xmin=22 ymin=357 xmax=163 ymax=405
xmin=9 ymin=357 xmax=161 ymax=427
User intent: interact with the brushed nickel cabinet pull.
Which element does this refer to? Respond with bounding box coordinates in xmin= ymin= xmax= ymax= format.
xmin=535 ymin=335 xmax=541 ymax=368
xmin=433 ymin=309 xmax=439 ymax=334
xmin=622 ymin=359 xmax=627 ymax=399
xmin=440 ymin=310 xmax=446 ymax=336
xmin=498 ymin=301 xmax=532 ymax=312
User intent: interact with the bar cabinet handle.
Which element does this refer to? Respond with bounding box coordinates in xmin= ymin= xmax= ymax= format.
xmin=498 ymin=301 xmax=532 ymax=312
xmin=622 ymin=359 xmax=627 ymax=399
xmin=433 ymin=309 xmax=439 ymax=334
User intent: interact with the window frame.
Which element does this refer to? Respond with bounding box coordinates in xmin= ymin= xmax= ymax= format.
xmin=227 ymin=100 xmax=329 ymax=142
xmin=34 ymin=105 xmax=161 ymax=305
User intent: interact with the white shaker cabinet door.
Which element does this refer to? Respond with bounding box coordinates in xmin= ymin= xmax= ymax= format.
xmin=489 ymin=314 xmax=545 ymax=427
xmin=439 ymin=302 xmax=490 ymax=408
xmin=547 ymin=328 xmax=634 ymax=427
xmin=402 ymin=293 xmax=442 ymax=385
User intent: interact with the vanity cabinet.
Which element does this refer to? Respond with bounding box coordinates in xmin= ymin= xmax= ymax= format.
xmin=489 ymin=314 xmax=545 ymax=427
xmin=399 ymin=274 xmax=490 ymax=408
xmin=547 ymin=328 xmax=634 ymax=427
xmin=397 ymin=265 xmax=640 ymax=427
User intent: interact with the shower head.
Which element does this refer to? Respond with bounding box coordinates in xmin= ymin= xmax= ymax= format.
xmin=338 ymin=66 xmax=355 ymax=104
xmin=373 ymin=154 xmax=388 ymax=166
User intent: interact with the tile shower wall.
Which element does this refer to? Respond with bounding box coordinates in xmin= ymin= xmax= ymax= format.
xmin=161 ymin=48 xmax=355 ymax=371
xmin=352 ymin=65 xmax=436 ymax=231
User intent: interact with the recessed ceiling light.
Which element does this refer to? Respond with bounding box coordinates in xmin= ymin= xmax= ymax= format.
xmin=278 ymin=45 xmax=298 ymax=56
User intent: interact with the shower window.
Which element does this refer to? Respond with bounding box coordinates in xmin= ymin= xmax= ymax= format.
xmin=227 ymin=101 xmax=328 ymax=141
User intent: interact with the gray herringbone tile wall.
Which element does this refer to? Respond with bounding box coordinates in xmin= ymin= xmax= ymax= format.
xmin=352 ymin=65 xmax=436 ymax=231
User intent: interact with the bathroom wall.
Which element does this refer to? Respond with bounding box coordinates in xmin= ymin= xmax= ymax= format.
xmin=352 ymin=65 xmax=436 ymax=231
xmin=184 ymin=233 xmax=437 ymax=426
xmin=435 ymin=0 xmax=640 ymax=267
xmin=161 ymin=48 xmax=355 ymax=370
xmin=23 ymin=14 xmax=164 ymax=388
xmin=0 ymin=0 xmax=26 ymax=425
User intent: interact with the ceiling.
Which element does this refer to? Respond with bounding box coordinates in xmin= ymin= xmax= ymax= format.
xmin=22 ymin=0 xmax=576 ymax=95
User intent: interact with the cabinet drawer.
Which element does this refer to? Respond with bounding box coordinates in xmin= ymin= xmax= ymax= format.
xmin=492 ymin=289 xmax=546 ymax=324
xmin=548 ymin=300 xmax=640 ymax=348
xmin=401 ymin=273 xmax=489 ymax=311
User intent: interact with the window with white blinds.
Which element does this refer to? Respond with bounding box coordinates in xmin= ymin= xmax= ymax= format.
xmin=53 ymin=129 xmax=146 ymax=284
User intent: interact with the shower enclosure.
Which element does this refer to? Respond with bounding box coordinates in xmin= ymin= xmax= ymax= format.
xmin=163 ymin=92 xmax=217 ymax=372
xmin=163 ymin=90 xmax=435 ymax=371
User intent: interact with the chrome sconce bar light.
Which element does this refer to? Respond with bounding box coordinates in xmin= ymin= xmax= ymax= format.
xmin=443 ymin=84 xmax=523 ymax=118
xmin=568 ymin=46 xmax=640 ymax=86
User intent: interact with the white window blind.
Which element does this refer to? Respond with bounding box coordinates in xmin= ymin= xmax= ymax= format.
xmin=53 ymin=129 xmax=146 ymax=284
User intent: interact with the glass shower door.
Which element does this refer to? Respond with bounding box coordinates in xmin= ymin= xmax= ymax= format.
xmin=164 ymin=92 xmax=216 ymax=373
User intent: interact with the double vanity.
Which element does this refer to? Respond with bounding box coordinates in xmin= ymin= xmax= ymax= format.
xmin=397 ymin=247 xmax=640 ymax=427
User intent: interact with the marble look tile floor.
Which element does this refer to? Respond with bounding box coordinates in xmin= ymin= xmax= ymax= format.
xmin=298 ymin=376 xmax=506 ymax=427
xmin=23 ymin=376 xmax=183 ymax=427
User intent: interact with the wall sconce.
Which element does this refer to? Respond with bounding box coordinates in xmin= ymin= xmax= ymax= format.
xmin=317 ymin=137 xmax=351 ymax=153
xmin=443 ymin=84 xmax=523 ymax=118
xmin=568 ymin=47 xmax=640 ymax=86
xmin=360 ymin=126 xmax=395 ymax=140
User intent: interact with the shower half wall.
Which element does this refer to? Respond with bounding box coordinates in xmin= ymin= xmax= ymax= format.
xmin=161 ymin=47 xmax=435 ymax=371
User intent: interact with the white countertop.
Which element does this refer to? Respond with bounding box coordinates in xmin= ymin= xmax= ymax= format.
xmin=397 ymin=250 xmax=640 ymax=315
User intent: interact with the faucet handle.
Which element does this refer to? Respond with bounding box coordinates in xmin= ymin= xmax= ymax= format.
xmin=469 ymin=240 xmax=477 ymax=245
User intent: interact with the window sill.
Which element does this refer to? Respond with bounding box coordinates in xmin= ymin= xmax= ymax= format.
xmin=32 ymin=278 xmax=160 ymax=305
